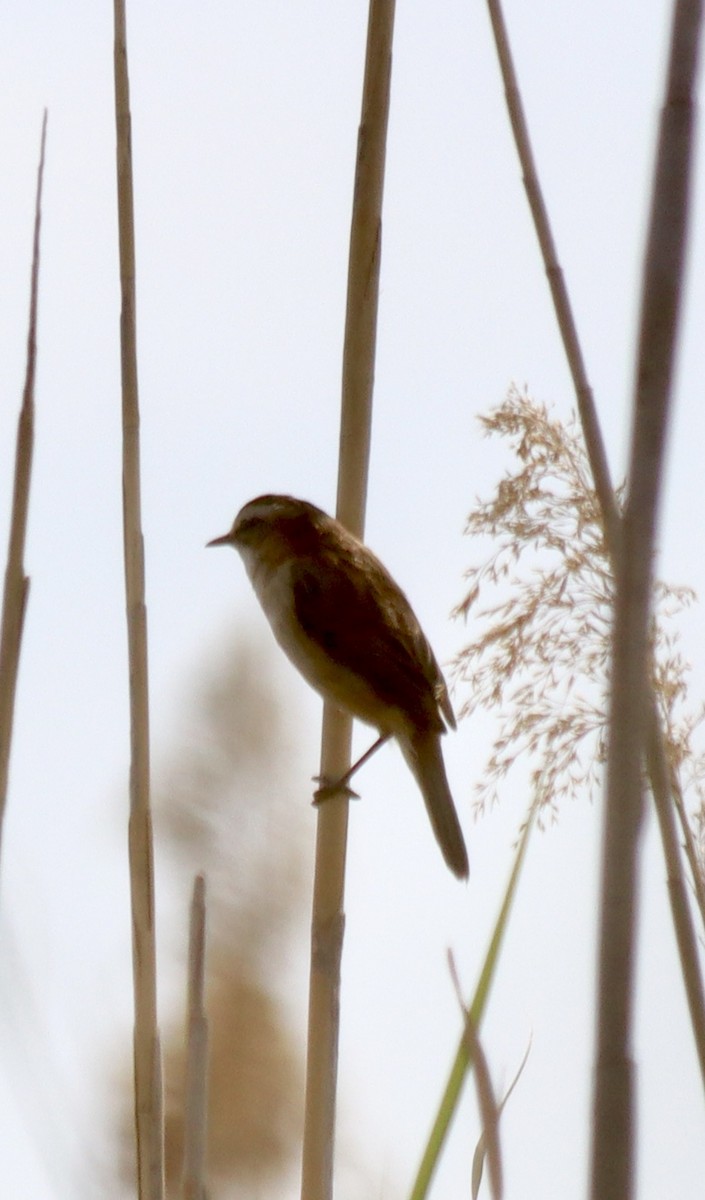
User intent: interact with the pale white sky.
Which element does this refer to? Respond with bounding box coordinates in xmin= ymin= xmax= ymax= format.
xmin=1 ymin=2 xmax=704 ymax=1197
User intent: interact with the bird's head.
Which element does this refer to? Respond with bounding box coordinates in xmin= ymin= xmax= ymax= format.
xmin=207 ymin=494 xmax=328 ymax=569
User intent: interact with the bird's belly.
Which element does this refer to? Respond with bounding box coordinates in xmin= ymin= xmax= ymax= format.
xmin=293 ymin=638 xmax=406 ymax=735
xmin=251 ymin=563 xmax=406 ymax=736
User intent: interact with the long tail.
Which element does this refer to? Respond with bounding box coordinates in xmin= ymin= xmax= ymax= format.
xmin=399 ymin=731 xmax=469 ymax=879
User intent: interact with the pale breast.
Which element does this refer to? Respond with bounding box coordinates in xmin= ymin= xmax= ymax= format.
xmin=244 ymin=555 xmax=409 ymax=737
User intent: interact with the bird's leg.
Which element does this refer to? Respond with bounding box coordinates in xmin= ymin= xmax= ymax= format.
xmin=313 ymin=734 xmax=391 ymax=803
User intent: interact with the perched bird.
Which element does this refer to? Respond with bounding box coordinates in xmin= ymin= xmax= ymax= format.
xmin=208 ymin=494 xmax=468 ymax=879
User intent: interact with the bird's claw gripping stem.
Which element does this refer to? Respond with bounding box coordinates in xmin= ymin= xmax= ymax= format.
xmin=312 ymin=776 xmax=360 ymax=803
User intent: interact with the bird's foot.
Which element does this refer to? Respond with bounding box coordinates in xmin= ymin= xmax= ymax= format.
xmin=311 ymin=734 xmax=389 ymax=804
xmin=312 ymin=775 xmax=360 ymax=803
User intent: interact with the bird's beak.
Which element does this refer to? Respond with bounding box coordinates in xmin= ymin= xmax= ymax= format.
xmin=206 ymin=532 xmax=233 ymax=548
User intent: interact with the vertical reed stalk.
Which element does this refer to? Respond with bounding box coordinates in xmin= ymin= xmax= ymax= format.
xmin=181 ymin=874 xmax=208 ymax=1200
xmin=592 ymin=4 xmax=703 ymax=1196
xmin=0 ymin=113 xmax=46 ymax=867
xmin=300 ymin=3 xmax=396 ymax=1197
xmin=113 ymin=4 xmax=164 ymax=1196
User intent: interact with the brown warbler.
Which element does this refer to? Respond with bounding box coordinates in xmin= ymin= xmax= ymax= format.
xmin=208 ymin=494 xmax=468 ymax=879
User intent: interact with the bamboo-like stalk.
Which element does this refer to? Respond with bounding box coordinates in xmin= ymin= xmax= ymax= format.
xmin=112 ymin=4 xmax=164 ymax=1198
xmin=181 ymin=875 xmax=209 ymax=1200
xmin=300 ymin=3 xmax=395 ymax=1198
xmin=485 ymin=0 xmax=705 ymax=1128
xmin=0 ymin=112 xmax=46 ymax=867
xmin=592 ymin=6 xmax=703 ymax=1196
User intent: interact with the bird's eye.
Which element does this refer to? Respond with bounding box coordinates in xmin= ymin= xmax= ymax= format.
xmin=236 ymin=515 xmax=268 ymax=540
